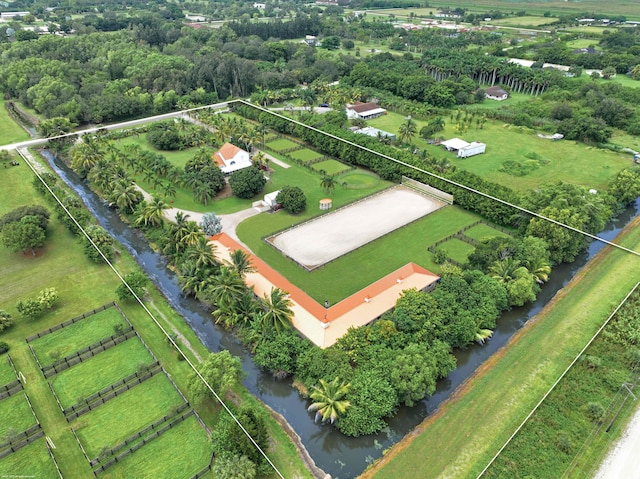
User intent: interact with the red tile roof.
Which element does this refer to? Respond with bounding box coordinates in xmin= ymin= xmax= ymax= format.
xmin=213 ymin=142 xmax=244 ymax=165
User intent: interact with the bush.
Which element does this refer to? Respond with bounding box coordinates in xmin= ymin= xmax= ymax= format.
xmin=82 ymin=225 xmax=115 ymax=263
xmin=0 ymin=311 xmax=12 ymax=332
xmin=229 ymin=167 xmax=266 ymax=199
xmin=585 ymin=402 xmax=605 ymax=423
xmin=0 ymin=341 xmax=8 ymax=355
xmin=433 ymin=248 xmax=448 ymax=264
xmin=147 ymin=121 xmax=182 ymax=150
xmin=115 ymin=272 xmax=149 ymax=301
xmin=200 ymin=212 xmax=223 ymax=236
xmin=276 ymin=185 xmax=306 ymax=214
xmin=0 ymin=205 xmax=50 ymax=232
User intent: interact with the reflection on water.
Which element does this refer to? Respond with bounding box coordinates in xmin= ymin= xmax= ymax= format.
xmin=42 ymin=150 xmax=639 ymax=479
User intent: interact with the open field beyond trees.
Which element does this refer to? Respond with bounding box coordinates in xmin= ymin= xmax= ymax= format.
xmin=368 ymin=111 xmax=632 ymax=193
xmin=364 ymin=213 xmax=640 ymax=479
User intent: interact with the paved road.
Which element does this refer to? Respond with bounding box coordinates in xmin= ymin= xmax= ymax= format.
xmin=0 ymin=102 xmax=229 ymax=151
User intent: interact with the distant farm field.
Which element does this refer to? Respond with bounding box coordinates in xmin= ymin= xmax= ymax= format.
xmin=488 ymin=16 xmax=558 ymax=27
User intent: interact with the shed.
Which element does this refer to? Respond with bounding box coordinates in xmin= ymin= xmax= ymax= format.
xmin=457 ymin=142 xmax=486 ymax=158
xmin=441 ymin=138 xmax=470 ymax=152
xmin=264 ymin=190 xmax=281 ymax=208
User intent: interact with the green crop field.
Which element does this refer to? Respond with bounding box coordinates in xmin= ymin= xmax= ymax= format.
xmin=0 ymin=357 xmax=15 ymax=386
xmin=487 ymin=16 xmax=558 ymax=27
xmin=0 ymin=102 xmax=30 ymax=145
xmin=0 ymin=393 xmax=37 ymax=438
xmin=50 ymin=337 xmax=156 ymax=408
xmin=288 ymin=148 xmax=324 ymax=163
xmin=74 ymin=372 xmax=185 ymax=458
xmin=368 ymin=111 xmax=631 ymax=193
xmin=464 ymin=223 xmax=510 ymax=242
xmin=0 ymin=438 xmax=60 ymax=478
xmin=311 ymin=159 xmax=352 ymax=176
xmin=101 ymin=415 xmax=213 ymax=479
xmin=239 ymin=206 xmax=479 ymax=304
xmin=29 ymin=307 xmax=127 ymax=367
xmin=437 ymin=237 xmax=475 ymax=265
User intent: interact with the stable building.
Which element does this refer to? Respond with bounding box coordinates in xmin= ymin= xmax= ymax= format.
xmin=485 ymin=86 xmax=509 ymax=101
xmin=441 ymin=138 xmax=486 ymax=158
xmin=346 ymin=102 xmax=387 ymax=121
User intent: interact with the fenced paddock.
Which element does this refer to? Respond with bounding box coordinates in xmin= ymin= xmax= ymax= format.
xmin=267 ymin=185 xmax=446 ymax=270
xmin=0 ymin=437 xmax=61 ymax=479
xmin=402 ymin=176 xmax=454 ymax=204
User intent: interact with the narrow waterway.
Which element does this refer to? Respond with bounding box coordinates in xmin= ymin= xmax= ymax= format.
xmin=41 ymin=150 xmax=640 ymax=479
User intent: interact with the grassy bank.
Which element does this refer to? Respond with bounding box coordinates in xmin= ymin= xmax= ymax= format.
xmin=363 ymin=215 xmax=640 ymax=479
xmin=0 ymin=102 xmax=31 ymax=145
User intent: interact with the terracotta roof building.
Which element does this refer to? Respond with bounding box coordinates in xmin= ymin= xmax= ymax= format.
xmin=213 ymin=143 xmax=252 ymax=174
xmin=210 ymin=233 xmax=440 ymax=348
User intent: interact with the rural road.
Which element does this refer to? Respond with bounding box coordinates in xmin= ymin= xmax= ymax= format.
xmin=594 ymin=404 xmax=640 ymax=479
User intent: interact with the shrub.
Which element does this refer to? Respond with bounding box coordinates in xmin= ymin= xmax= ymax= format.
xmin=433 ymin=248 xmax=448 ymax=264
xmin=0 ymin=310 xmax=13 ymax=332
xmin=585 ymin=402 xmax=605 ymax=423
xmin=115 ymin=272 xmax=149 ymax=301
xmin=229 ymin=167 xmax=266 ymax=199
xmin=276 ymin=185 xmax=306 ymax=214
xmin=200 ymin=212 xmax=223 ymax=236
xmin=0 ymin=341 xmax=8 ymax=355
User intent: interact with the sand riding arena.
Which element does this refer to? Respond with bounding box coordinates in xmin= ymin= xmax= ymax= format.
xmin=266 ymin=183 xmax=450 ymax=270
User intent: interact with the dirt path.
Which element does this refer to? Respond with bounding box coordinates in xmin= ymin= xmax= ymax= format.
xmin=146 ymin=297 xmax=203 ymax=363
xmin=594 ymin=399 xmax=640 ymax=478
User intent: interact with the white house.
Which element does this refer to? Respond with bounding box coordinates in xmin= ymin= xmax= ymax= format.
xmin=457 ymin=142 xmax=486 ymax=158
xmin=346 ymin=102 xmax=386 ymax=120
xmin=213 ymin=143 xmax=252 ymax=174
xmin=253 ymin=2 xmax=266 ymax=9
xmin=485 ymin=86 xmax=509 ymax=101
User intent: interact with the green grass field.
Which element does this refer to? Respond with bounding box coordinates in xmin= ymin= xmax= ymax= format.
xmin=311 ymin=159 xmax=352 ymax=176
xmin=101 ymin=415 xmax=213 ymax=479
xmin=0 ymin=393 xmax=37 ymax=439
xmin=288 ymin=148 xmax=324 ymax=163
xmin=566 ymin=39 xmax=602 ymax=50
xmin=0 ymin=102 xmax=30 ymax=145
xmin=438 ymin=238 xmax=476 ymax=264
xmin=238 ymin=205 xmax=479 ymax=304
xmin=115 ymin=136 xmax=199 ymax=171
xmin=464 ymin=223 xmax=510 ymax=242
xmin=487 ymin=16 xmax=558 ymax=27
xmin=365 ymin=214 xmax=640 ymax=479
xmin=0 ymin=438 xmax=60 ymax=478
xmin=0 ymin=357 xmax=15 ymax=386
xmin=50 ymin=337 xmax=156 ymax=408
xmin=29 ymin=307 xmax=127 ymax=367
xmin=74 ymin=372 xmax=185 ymax=458
xmin=368 ymin=111 xmax=631 ymax=193
xmin=266 ymin=138 xmax=300 ymax=152
xmin=338 ymin=170 xmax=381 ymax=189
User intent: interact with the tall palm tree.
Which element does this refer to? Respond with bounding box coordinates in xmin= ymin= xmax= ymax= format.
xmin=259 ymin=287 xmax=294 ymax=333
xmin=524 ymin=256 xmax=551 ymax=284
xmin=212 ymin=289 xmax=259 ymax=328
xmin=398 ymin=116 xmax=417 ymax=145
xmin=112 ymin=182 xmax=143 ymax=214
xmin=228 ymin=249 xmax=255 ymax=277
xmin=135 ymin=197 xmax=168 ymax=228
xmin=187 ymin=235 xmax=218 ymax=269
xmin=307 ymin=377 xmax=351 ymax=424
xmin=488 ymin=257 xmax=526 ymax=284
xmin=206 ymin=266 xmax=246 ymax=309
xmin=320 ymin=174 xmax=337 ymax=195
xmin=71 ymin=139 xmax=103 ymax=177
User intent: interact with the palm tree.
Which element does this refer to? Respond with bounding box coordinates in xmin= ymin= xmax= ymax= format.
xmin=307 ymin=377 xmax=351 ymax=424
xmin=228 ymin=249 xmax=255 ymax=277
xmin=212 ymin=289 xmax=259 ymax=328
xmin=320 ymin=174 xmax=337 ymax=195
xmin=187 ymin=236 xmax=218 ymax=269
xmin=475 ymin=328 xmax=494 ymax=344
xmin=180 ymin=221 xmax=205 ymax=249
xmin=488 ymin=257 xmax=523 ymax=284
xmin=206 ymin=266 xmax=247 ymax=309
xmin=525 ymin=256 xmax=551 ymax=284
xmin=398 ymin=116 xmax=417 ymax=145
xmin=71 ymin=139 xmax=103 ymax=177
xmin=162 ymin=181 xmax=177 ymax=202
xmin=258 ymin=287 xmax=294 ymax=333
xmin=112 ymin=182 xmax=142 ymax=214
xmin=135 ymin=197 xmax=168 ymax=228
xmin=297 ymin=88 xmax=317 ymax=112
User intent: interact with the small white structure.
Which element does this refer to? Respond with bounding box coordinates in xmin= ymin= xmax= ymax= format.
xmin=264 ymin=190 xmax=281 ymax=209
xmin=303 ymin=35 xmax=320 ymax=46
xmin=253 ymin=2 xmax=266 ymax=9
xmin=457 ymin=142 xmax=486 ymax=158
xmin=353 ymin=126 xmax=396 ymax=142
xmin=0 ymin=11 xmax=30 ymax=20
xmin=485 ymin=86 xmax=509 ymax=101
xmin=441 ymin=138 xmax=470 ymax=152
xmin=213 ymin=143 xmax=252 ymax=174
xmin=346 ymin=102 xmax=386 ymax=120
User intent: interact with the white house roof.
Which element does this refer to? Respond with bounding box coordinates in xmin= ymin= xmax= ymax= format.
xmin=442 ymin=138 xmax=470 ymax=150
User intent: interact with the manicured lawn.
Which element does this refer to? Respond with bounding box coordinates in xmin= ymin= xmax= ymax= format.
xmin=0 ymin=357 xmax=15 ymax=386
xmin=265 ymin=138 xmax=300 ymax=152
xmin=311 ymin=159 xmax=352 ymax=176
xmin=288 ymin=148 xmax=324 ymax=163
xmin=364 ymin=214 xmax=640 ymax=479
xmin=0 ymin=102 xmax=30 ymax=145
xmin=29 ymin=307 xmax=127 ymax=367
xmin=238 ymin=206 xmax=479 ymax=304
xmin=464 ymin=223 xmax=510 ymax=242
xmin=566 ymin=39 xmax=602 ymax=50
xmin=74 ymin=372 xmax=185 ymax=458
xmin=0 ymin=393 xmax=37 ymax=438
xmin=368 ymin=111 xmax=631 ymax=193
xmin=115 ymin=135 xmax=200 ymax=171
xmin=338 ymin=170 xmax=381 ymax=189
xmin=438 ymin=238 xmax=475 ymax=264
xmin=0 ymin=438 xmax=60 ymax=478
xmin=101 ymin=415 xmax=213 ymax=479
xmin=50 ymin=337 xmax=156 ymax=408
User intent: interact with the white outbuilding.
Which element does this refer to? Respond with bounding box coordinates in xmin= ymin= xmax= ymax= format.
xmin=457 ymin=141 xmax=486 ymax=158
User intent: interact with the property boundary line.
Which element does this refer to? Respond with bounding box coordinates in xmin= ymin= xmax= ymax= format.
xmin=402 ymin=175 xmax=454 ymax=204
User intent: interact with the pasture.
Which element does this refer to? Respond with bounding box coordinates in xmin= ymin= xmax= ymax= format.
xmin=0 ymin=102 xmax=30 ymax=145
xmin=436 ymin=237 xmax=475 ymax=265
xmin=0 ymin=393 xmax=37 ymax=439
xmin=367 ymin=111 xmax=632 ymax=193
xmin=288 ymin=148 xmax=324 ymax=163
xmin=0 ymin=357 xmax=14 ymax=386
xmin=311 ymin=158 xmax=352 ymax=176
xmin=487 ymin=16 xmax=558 ymax=27
xmin=0 ymin=438 xmax=60 ymax=478
xmin=265 ymin=137 xmax=300 ymax=152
